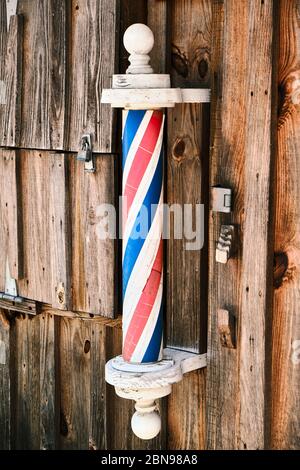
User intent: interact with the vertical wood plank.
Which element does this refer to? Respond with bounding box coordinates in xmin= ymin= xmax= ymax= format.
xmin=70 ymin=155 xmax=116 ymax=317
xmin=59 ymin=318 xmax=91 ymax=449
xmin=207 ymin=0 xmax=276 ymax=450
xmin=68 ymin=0 xmax=119 ymax=152
xmin=119 ymin=0 xmax=147 ymax=74
xmin=166 ymin=0 xmax=211 ymax=354
xmin=165 ymin=0 xmax=211 ymax=450
xmin=17 ymin=0 xmax=67 ymax=149
xmin=0 ymin=14 xmax=23 ymax=147
xmin=89 ymin=319 xmax=109 ymax=450
xmin=147 ymin=0 xmax=169 ymax=74
xmin=0 ymin=310 xmax=11 ymax=449
xmin=207 ymin=0 xmax=245 ymax=449
xmin=14 ymin=314 xmax=41 ymax=449
xmin=168 ymin=368 xmax=206 ymax=450
xmin=0 ymin=149 xmax=23 ymax=287
xmin=238 ymin=0 xmax=275 ymax=449
xmin=49 ymin=154 xmax=71 ymax=310
xmin=0 ymin=0 xmax=7 ymax=106
xmin=271 ymin=0 xmax=300 ymax=450
xmin=18 ymin=151 xmax=52 ymax=303
xmin=40 ymin=313 xmax=59 ymax=450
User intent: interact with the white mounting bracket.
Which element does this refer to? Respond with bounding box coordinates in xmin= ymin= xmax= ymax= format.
xmin=106 ymin=348 xmax=207 ymax=440
xmin=102 ymin=86 xmax=211 ymax=109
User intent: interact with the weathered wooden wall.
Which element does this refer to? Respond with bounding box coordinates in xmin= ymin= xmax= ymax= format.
xmin=0 ymin=0 xmax=299 ymax=450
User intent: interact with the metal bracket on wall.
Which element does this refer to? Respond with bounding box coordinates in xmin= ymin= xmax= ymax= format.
xmin=0 ymin=292 xmax=38 ymax=315
xmin=77 ymin=134 xmax=95 ymax=172
xmin=216 ymin=225 xmax=235 ymax=264
xmin=3 ymin=260 xmax=37 ymax=315
xmin=5 ymin=259 xmax=18 ymax=297
xmin=211 ymin=186 xmax=232 ymax=213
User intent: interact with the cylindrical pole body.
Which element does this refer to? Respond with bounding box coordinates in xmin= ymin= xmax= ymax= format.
xmin=122 ymin=109 xmax=164 ymax=363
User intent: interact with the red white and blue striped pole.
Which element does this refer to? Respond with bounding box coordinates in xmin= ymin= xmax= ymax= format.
xmin=102 ymin=23 xmax=209 ymax=440
xmin=122 ymin=109 xmax=164 ymax=364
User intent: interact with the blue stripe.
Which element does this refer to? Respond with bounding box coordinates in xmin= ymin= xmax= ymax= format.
xmin=142 ymin=305 xmax=163 ymax=363
xmin=122 ymin=148 xmax=163 ymax=299
xmin=122 ymin=110 xmax=146 ymax=169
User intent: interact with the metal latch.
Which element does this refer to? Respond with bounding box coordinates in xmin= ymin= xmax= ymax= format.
xmin=216 ymin=225 xmax=234 ymax=264
xmin=77 ymin=134 xmax=95 ymax=172
xmin=211 ymin=187 xmax=232 ymax=213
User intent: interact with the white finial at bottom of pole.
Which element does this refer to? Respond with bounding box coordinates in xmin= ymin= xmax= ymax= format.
xmin=106 ymin=349 xmax=207 ymax=440
xmin=123 ymin=23 xmax=154 ymax=74
xmin=131 ymin=400 xmax=161 ymax=440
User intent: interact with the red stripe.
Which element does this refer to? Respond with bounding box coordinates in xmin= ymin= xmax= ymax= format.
xmin=123 ymin=111 xmax=163 ymax=227
xmin=123 ymin=239 xmax=163 ymax=362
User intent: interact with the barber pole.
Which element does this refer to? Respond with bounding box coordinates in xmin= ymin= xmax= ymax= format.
xmin=102 ymin=23 xmax=209 ymax=440
xmin=122 ymin=109 xmax=164 ymax=363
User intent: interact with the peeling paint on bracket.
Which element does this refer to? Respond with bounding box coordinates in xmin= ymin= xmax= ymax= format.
xmin=106 ymin=348 xmax=207 ymax=440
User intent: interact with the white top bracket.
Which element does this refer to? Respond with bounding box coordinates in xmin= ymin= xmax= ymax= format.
xmin=101 ymin=23 xmax=211 ymax=109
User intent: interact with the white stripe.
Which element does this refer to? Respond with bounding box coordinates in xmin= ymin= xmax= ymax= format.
xmin=122 ymin=111 xmax=153 ymax=188
xmin=122 ymin=109 xmax=129 ymax=138
xmin=129 ymin=274 xmax=163 ymax=362
xmin=122 ymin=116 xmax=164 ymax=258
xmin=123 ymin=190 xmax=163 ymax=333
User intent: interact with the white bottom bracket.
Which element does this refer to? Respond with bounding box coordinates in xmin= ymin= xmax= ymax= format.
xmin=105 ymin=348 xmax=207 ymax=440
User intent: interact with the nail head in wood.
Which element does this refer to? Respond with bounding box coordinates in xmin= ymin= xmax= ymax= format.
xmin=217 ymin=309 xmax=236 ymax=349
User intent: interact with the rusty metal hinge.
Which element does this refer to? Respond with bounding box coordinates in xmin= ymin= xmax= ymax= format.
xmin=0 ymin=292 xmax=38 ymax=315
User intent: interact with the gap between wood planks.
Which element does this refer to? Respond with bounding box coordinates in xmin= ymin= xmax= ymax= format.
xmin=0 ymin=146 xmax=118 ymax=156
xmin=41 ymin=304 xmax=122 ymax=325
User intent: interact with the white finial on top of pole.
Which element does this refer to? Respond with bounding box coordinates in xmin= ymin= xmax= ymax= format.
xmin=123 ymin=23 xmax=154 ymax=74
xmin=102 ymin=22 xmax=210 ymax=108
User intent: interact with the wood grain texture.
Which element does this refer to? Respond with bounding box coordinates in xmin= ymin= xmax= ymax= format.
xmin=119 ymin=0 xmax=147 ymax=74
xmin=70 ymin=154 xmax=116 ymax=317
xmin=149 ymin=0 xmax=211 ymax=450
xmin=0 ymin=0 xmax=7 ymax=54
xmin=9 ymin=150 xmax=115 ymax=316
xmin=166 ymin=0 xmax=211 ymax=353
xmin=17 ymin=0 xmax=67 ymax=149
xmin=68 ymin=0 xmax=118 ymax=152
xmin=17 ymin=151 xmax=52 ymax=303
xmin=0 ymin=0 xmax=7 ymax=104
xmin=39 ymin=313 xmax=59 ymax=450
xmin=0 ymin=14 xmax=22 ymax=147
xmin=1 ymin=312 xmax=165 ymax=450
xmin=49 ymin=154 xmax=71 ymax=310
xmin=13 ymin=314 xmax=41 ymax=449
xmin=168 ymin=368 xmax=206 ymax=450
xmin=147 ymin=0 xmax=169 ymax=74
xmin=89 ymin=319 xmax=109 ymax=450
xmin=207 ymin=0 xmax=276 ymax=450
xmin=59 ymin=317 xmax=91 ymax=449
xmin=271 ymin=0 xmax=300 ymax=450
xmin=0 ymin=310 xmax=11 ymax=449
xmin=0 ymin=149 xmax=23 ymax=287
